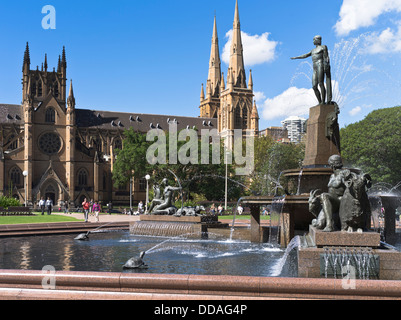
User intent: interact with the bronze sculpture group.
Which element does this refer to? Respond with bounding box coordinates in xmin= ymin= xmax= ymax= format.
xmin=308 ymin=155 xmax=372 ymax=232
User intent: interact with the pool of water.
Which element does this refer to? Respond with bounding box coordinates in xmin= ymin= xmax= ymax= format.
xmin=0 ymin=231 xmax=292 ymax=277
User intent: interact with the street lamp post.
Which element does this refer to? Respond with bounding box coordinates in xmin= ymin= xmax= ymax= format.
xmin=23 ymin=171 xmax=28 ymax=207
xmin=129 ymin=177 xmax=133 ymax=211
xmin=225 ymin=151 xmax=230 ymax=211
xmin=145 ymin=174 xmax=151 ymax=213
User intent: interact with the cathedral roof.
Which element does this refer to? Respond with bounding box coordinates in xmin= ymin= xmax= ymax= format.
xmin=75 ymin=109 xmax=217 ymax=133
xmin=0 ymin=104 xmax=216 ymax=132
xmin=0 ymin=104 xmax=23 ymax=124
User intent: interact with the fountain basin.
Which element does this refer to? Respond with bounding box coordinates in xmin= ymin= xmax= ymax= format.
xmin=1 ymin=270 xmax=401 ymax=299
xmin=283 ymin=167 xmax=333 ymax=195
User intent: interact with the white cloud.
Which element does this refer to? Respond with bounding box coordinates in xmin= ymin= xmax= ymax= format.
xmin=349 ymin=106 xmax=362 ymax=116
xmin=222 ymin=30 xmax=278 ymax=67
xmin=253 ymin=91 xmax=266 ymax=103
xmin=348 ymin=104 xmax=373 ymax=117
xmin=334 ymin=0 xmax=401 ymax=36
xmin=363 ymin=24 xmax=401 ymax=54
xmin=260 ymin=87 xmax=316 ymax=121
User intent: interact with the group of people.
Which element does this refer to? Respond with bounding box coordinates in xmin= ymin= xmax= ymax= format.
xmin=81 ymin=198 xmax=101 ymax=223
xmin=38 ymin=197 xmax=54 ymax=215
xmin=210 ymin=203 xmax=225 ymax=215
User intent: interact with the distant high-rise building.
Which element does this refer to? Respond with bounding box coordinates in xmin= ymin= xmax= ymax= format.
xmin=281 ymin=116 xmax=307 ymax=143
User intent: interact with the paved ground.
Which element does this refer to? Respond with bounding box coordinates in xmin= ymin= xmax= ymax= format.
xmin=52 ymin=212 xmax=141 ymax=223
xmin=51 ymin=212 xmax=273 ymax=227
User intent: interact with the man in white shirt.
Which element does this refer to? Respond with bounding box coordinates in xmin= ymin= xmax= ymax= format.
xmin=39 ymin=197 xmax=46 ymax=215
xmin=45 ymin=197 xmax=53 ymax=215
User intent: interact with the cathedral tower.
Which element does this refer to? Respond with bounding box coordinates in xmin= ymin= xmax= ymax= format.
xmin=200 ymin=1 xmax=259 ymax=141
xmin=199 ymin=16 xmax=221 ymax=119
xmin=21 ymin=44 xmax=73 ymax=206
xmin=218 ymin=0 xmax=259 ymax=142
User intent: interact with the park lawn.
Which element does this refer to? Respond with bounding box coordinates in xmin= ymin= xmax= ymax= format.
xmin=0 ymin=214 xmax=83 ymax=225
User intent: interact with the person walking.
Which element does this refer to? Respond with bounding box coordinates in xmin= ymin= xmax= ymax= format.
xmin=64 ymin=201 xmax=69 ymax=214
xmin=82 ymin=198 xmax=90 ymax=222
xmin=45 ymin=197 xmax=53 ymax=215
xmin=92 ymin=201 xmax=101 ymax=222
xmin=39 ymin=197 xmax=46 ymax=215
xmin=89 ymin=199 xmax=94 ymax=216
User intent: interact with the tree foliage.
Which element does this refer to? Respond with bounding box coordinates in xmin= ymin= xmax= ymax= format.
xmin=249 ymin=135 xmax=305 ymax=195
xmin=340 ymin=106 xmax=401 ymax=185
xmin=112 ymin=128 xmax=151 ymax=187
xmin=112 ymin=128 xmax=243 ymax=202
xmin=0 ymin=196 xmax=22 ymax=209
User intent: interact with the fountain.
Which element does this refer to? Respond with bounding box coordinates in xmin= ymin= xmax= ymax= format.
xmin=241 ymin=35 xmax=401 ymax=281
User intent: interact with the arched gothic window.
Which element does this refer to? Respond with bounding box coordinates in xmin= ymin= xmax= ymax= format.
xmin=54 ymin=82 xmax=59 ymax=98
xmin=234 ymin=105 xmax=242 ymax=129
xmin=78 ymin=169 xmax=88 ymax=187
xmin=38 ymin=81 xmax=43 ymax=97
xmin=32 ymin=82 xmax=37 ymax=96
xmin=45 ymin=108 xmax=56 ymax=123
xmin=242 ymin=109 xmax=248 ymax=129
xmin=10 ymin=167 xmax=22 ymax=187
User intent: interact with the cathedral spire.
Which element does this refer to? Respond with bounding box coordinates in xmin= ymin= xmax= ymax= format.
xmin=44 ymin=54 xmax=48 ymax=72
xmin=67 ymin=79 xmax=75 ymax=108
xmin=23 ymin=42 xmax=30 ymax=72
xmin=229 ymin=0 xmax=246 ymax=88
xmin=207 ymin=15 xmax=221 ymax=97
xmin=61 ymin=46 xmax=67 ymax=69
xmin=248 ymin=69 xmax=253 ymax=91
xmin=200 ymin=83 xmax=205 ymax=102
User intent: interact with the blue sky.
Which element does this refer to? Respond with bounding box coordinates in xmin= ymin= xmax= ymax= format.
xmin=1 ymin=0 xmax=401 ymax=129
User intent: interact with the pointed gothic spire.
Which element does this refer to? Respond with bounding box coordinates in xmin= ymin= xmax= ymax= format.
xmin=248 ymin=69 xmax=253 ymax=91
xmin=207 ymin=15 xmax=221 ymax=97
xmin=251 ymin=100 xmax=259 ymax=119
xmin=229 ymin=0 xmax=246 ymax=88
xmin=61 ymin=46 xmax=67 ymax=69
xmin=23 ymin=42 xmax=30 ymax=72
xmin=67 ymin=79 xmax=75 ymax=108
xmin=200 ymin=83 xmax=205 ymax=102
xmin=220 ymin=72 xmax=225 ymax=92
xmin=44 ymin=53 xmax=48 ymax=72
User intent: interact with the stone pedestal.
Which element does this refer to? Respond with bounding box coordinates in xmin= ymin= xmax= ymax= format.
xmin=303 ymin=103 xmax=340 ymax=168
xmin=298 ymin=226 xmax=401 ymax=280
xmin=309 ymin=225 xmax=381 ymax=248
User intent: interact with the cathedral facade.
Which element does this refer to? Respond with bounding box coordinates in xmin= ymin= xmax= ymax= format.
xmin=0 ymin=0 xmax=258 ymax=208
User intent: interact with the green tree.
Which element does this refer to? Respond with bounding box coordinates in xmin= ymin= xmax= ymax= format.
xmin=340 ymin=106 xmax=401 ymax=185
xmin=112 ymin=128 xmax=151 ymax=187
xmin=249 ymin=136 xmax=305 ymax=195
xmin=113 ymin=128 xmax=243 ymax=202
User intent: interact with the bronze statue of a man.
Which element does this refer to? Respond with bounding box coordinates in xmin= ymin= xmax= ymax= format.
xmin=291 ymin=35 xmax=332 ymax=105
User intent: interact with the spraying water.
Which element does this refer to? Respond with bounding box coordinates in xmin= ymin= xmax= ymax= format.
xmin=270 ymin=235 xmax=301 ymax=277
